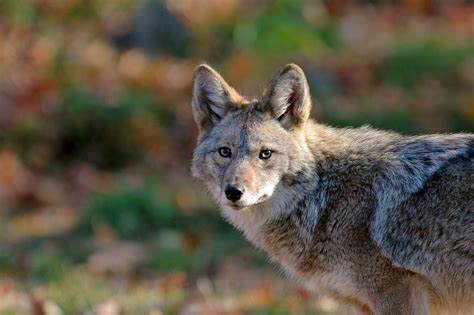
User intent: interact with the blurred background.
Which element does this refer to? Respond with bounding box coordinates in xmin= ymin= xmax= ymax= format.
xmin=0 ymin=0 xmax=473 ymax=314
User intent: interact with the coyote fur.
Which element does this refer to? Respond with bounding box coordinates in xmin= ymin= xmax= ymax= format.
xmin=190 ymin=63 xmax=474 ymax=315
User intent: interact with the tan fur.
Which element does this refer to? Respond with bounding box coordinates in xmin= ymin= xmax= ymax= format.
xmin=190 ymin=63 xmax=474 ymax=315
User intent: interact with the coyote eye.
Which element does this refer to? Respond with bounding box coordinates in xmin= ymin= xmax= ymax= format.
xmin=259 ymin=149 xmax=272 ymax=160
xmin=218 ymin=147 xmax=232 ymax=158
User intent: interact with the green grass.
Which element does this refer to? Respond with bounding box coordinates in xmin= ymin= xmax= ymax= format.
xmin=380 ymin=41 xmax=472 ymax=89
xmin=151 ymin=229 xmax=245 ymax=274
xmin=30 ymin=249 xmax=68 ymax=283
xmin=81 ymin=181 xmax=177 ymax=239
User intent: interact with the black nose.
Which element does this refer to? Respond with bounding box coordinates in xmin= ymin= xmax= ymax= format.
xmin=225 ymin=185 xmax=243 ymax=202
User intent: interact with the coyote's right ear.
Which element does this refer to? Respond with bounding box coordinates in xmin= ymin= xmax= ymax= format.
xmin=263 ymin=64 xmax=312 ymax=130
xmin=192 ymin=64 xmax=241 ymax=132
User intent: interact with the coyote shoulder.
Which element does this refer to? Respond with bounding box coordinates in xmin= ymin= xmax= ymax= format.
xmin=190 ymin=63 xmax=474 ymax=315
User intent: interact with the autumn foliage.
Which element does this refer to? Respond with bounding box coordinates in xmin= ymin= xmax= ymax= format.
xmin=0 ymin=1 xmax=473 ymax=314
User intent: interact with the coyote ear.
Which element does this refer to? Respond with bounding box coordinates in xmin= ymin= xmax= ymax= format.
xmin=192 ymin=64 xmax=241 ymax=132
xmin=263 ymin=64 xmax=311 ymax=129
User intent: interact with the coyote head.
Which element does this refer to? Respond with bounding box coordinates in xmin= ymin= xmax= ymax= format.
xmin=191 ymin=64 xmax=313 ymax=212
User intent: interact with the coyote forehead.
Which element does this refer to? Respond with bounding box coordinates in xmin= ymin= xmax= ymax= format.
xmin=206 ymin=106 xmax=299 ymax=159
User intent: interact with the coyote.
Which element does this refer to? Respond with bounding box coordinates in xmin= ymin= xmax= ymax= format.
xmin=190 ymin=63 xmax=473 ymax=315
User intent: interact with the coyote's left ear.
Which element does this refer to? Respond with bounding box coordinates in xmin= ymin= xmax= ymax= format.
xmin=192 ymin=64 xmax=242 ymax=132
xmin=263 ymin=64 xmax=311 ymax=129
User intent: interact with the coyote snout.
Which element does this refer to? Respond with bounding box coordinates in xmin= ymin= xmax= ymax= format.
xmin=219 ymin=153 xmax=280 ymax=210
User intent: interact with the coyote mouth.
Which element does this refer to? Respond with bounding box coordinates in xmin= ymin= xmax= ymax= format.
xmin=256 ymin=194 xmax=269 ymax=203
xmin=225 ymin=193 xmax=271 ymax=211
xmin=230 ymin=204 xmax=246 ymax=211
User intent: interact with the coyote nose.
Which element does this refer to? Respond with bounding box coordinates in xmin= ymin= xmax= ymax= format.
xmin=225 ymin=185 xmax=243 ymax=202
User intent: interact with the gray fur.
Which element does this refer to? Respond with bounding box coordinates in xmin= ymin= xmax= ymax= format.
xmin=191 ymin=63 xmax=474 ymax=315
